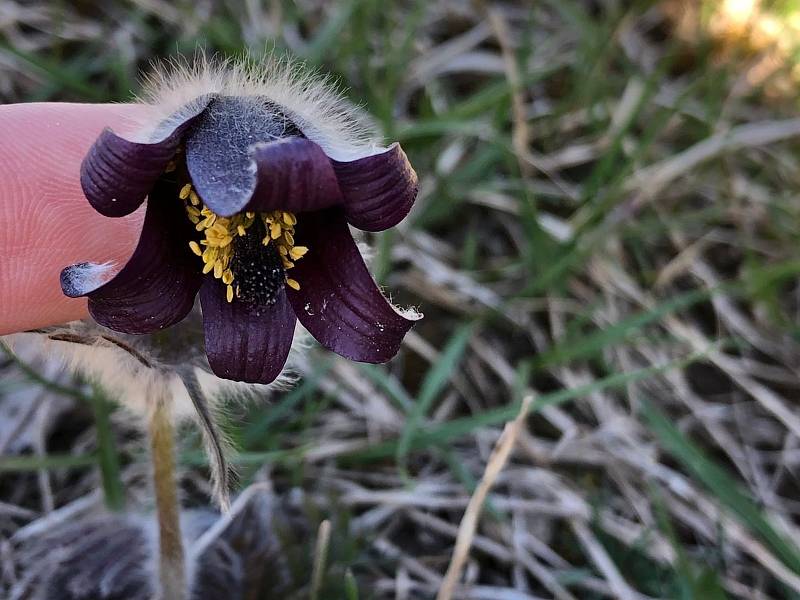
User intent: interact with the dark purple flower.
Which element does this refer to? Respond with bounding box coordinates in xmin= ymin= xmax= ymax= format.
xmin=61 ymin=89 xmax=420 ymax=384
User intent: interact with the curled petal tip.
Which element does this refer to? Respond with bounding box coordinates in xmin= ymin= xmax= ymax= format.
xmin=333 ymin=143 xmax=419 ymax=232
xmin=81 ymin=98 xmax=210 ymax=218
xmin=60 ymin=262 xmax=116 ymax=298
xmin=185 ymin=97 xmax=328 ymax=217
xmin=287 ymin=209 xmax=418 ymax=363
xmin=247 ymin=137 xmax=343 ymax=214
xmin=81 ymin=181 xmax=204 ymax=334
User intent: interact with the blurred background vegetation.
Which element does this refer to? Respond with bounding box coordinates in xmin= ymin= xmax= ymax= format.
xmin=3 ymin=0 xmax=800 ymax=598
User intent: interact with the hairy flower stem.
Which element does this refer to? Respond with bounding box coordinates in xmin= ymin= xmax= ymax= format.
xmin=149 ymin=398 xmax=186 ymax=600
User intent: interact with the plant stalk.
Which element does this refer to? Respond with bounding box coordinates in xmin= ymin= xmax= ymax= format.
xmin=149 ymin=398 xmax=185 ymax=600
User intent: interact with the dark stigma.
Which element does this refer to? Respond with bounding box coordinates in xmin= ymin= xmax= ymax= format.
xmin=230 ymin=219 xmax=285 ymax=306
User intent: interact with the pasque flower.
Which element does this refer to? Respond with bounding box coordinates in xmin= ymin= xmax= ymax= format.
xmin=60 ymin=59 xmax=421 ymax=384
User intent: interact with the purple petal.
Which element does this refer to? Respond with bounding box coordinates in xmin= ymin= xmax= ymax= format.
xmin=199 ymin=279 xmax=296 ymax=384
xmin=187 ymin=132 xmax=342 ymax=216
xmin=60 ymin=180 xmax=203 ymax=334
xmin=185 ymin=97 xmax=320 ymax=217
xmin=245 ymin=138 xmax=343 ymax=214
xmin=332 ymin=143 xmax=418 ymax=232
xmin=286 ymin=209 xmax=420 ymax=362
xmin=81 ymin=98 xmax=211 ymax=218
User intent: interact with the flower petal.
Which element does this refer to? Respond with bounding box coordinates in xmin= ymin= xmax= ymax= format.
xmin=81 ymin=98 xmax=210 ymax=217
xmin=332 ymin=143 xmax=418 ymax=232
xmin=286 ymin=209 xmax=420 ymax=362
xmin=199 ymin=279 xmax=297 ymax=384
xmin=60 ymin=180 xmax=203 ymax=334
xmin=245 ymin=137 xmax=343 ymax=214
xmin=184 ymin=97 xmax=316 ymax=217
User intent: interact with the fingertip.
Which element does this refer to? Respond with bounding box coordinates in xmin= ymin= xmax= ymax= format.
xmin=0 ymin=103 xmax=156 ymax=334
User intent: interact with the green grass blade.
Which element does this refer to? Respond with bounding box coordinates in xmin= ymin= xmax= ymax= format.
xmin=0 ymin=42 xmax=106 ymax=101
xmin=241 ymin=361 xmax=331 ymax=449
xmin=344 ymin=569 xmax=359 ymax=600
xmin=396 ymin=324 xmax=474 ymax=474
xmin=305 ymin=0 xmax=363 ymax=63
xmin=531 ymin=287 xmax=710 ymax=369
xmin=88 ymin=386 xmax=125 ymax=511
xmin=0 ymin=453 xmax=98 ymax=472
xmin=357 ymin=364 xmax=414 ymax=412
xmin=347 ymin=354 xmax=698 ymax=464
xmin=0 ymin=341 xmax=89 ymax=402
xmin=641 ymin=400 xmax=800 ymax=575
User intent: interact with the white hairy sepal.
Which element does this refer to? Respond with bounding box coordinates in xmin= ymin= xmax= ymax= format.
xmin=6 ymin=323 xmax=306 ymax=508
xmin=6 ymin=329 xmax=187 ymax=420
xmin=137 ymin=52 xmax=386 ymax=161
xmin=4 ymin=323 xmax=305 ymax=422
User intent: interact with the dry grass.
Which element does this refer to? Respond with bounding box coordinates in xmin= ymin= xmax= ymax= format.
xmin=2 ymin=1 xmax=800 ymax=599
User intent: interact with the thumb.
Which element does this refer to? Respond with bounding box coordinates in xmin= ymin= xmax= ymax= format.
xmin=0 ymin=102 xmax=155 ymax=335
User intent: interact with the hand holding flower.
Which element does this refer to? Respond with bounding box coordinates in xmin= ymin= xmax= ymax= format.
xmin=59 ymin=59 xmax=422 ymax=384
xmin=0 ymin=102 xmax=151 ymax=335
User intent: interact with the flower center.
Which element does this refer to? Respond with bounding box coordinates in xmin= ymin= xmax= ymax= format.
xmin=179 ymin=182 xmax=307 ymax=303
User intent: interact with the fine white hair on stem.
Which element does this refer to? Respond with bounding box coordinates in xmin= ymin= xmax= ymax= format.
xmin=137 ymin=52 xmax=384 ymax=161
xmin=178 ymin=366 xmax=234 ymax=511
xmin=4 ymin=322 xmax=306 ymax=509
xmin=5 ymin=329 xmax=186 ymax=419
xmin=3 ymin=321 xmax=306 ymax=421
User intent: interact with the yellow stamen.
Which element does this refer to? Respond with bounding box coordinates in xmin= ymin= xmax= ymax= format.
xmin=289 ymin=246 xmax=308 ymax=260
xmin=176 ymin=177 xmax=307 ymax=303
xmin=202 ymin=247 xmax=216 ymax=262
xmin=211 ymin=222 xmax=228 ymax=236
